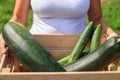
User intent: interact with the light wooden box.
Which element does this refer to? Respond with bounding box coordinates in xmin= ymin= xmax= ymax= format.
xmin=0 ymin=34 xmax=120 ymax=80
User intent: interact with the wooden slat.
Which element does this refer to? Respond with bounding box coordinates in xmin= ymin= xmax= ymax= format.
xmin=13 ymin=56 xmax=21 ymax=72
xmin=117 ymin=67 xmax=120 ymax=71
xmin=0 ymin=54 xmax=7 ymax=72
xmin=33 ymin=34 xmax=106 ymax=48
xmin=1 ymin=68 xmax=11 ymax=73
xmin=48 ymin=50 xmax=72 ymax=60
xmin=0 ymin=71 xmax=120 ymax=80
xmin=33 ymin=34 xmax=80 ymax=48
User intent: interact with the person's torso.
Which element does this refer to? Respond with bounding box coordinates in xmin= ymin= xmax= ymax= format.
xmin=30 ymin=0 xmax=90 ymax=34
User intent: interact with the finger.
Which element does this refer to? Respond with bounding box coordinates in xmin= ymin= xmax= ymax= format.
xmin=107 ymin=33 xmax=118 ymax=40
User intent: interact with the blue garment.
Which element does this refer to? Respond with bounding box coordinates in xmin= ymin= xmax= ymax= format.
xmin=30 ymin=0 xmax=90 ymax=34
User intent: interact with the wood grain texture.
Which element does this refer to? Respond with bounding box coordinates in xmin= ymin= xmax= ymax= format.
xmin=0 ymin=71 xmax=120 ymax=80
xmin=33 ymin=34 xmax=80 ymax=48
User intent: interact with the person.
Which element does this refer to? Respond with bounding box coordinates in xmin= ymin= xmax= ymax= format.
xmin=0 ymin=0 xmax=118 ymax=60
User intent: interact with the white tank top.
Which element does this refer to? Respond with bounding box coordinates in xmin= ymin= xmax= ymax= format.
xmin=30 ymin=0 xmax=90 ymax=34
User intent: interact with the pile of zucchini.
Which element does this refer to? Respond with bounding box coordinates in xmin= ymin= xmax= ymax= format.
xmin=2 ymin=21 xmax=120 ymax=72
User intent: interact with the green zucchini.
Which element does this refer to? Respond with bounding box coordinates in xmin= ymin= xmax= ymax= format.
xmin=90 ymin=24 xmax=102 ymax=52
xmin=2 ymin=22 xmax=66 ymax=72
xmin=68 ymin=21 xmax=94 ymax=63
xmin=64 ymin=37 xmax=120 ymax=71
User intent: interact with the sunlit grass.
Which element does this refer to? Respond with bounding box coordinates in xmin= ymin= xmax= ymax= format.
xmin=0 ymin=0 xmax=32 ymax=32
xmin=102 ymin=0 xmax=120 ymax=35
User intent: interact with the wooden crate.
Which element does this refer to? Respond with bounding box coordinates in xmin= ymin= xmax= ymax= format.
xmin=0 ymin=34 xmax=120 ymax=80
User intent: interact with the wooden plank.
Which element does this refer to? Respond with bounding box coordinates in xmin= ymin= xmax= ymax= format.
xmin=13 ymin=56 xmax=21 ymax=72
xmin=48 ymin=50 xmax=72 ymax=60
xmin=33 ymin=34 xmax=80 ymax=48
xmin=48 ymin=49 xmax=89 ymax=60
xmin=0 ymin=71 xmax=120 ymax=80
xmin=1 ymin=68 xmax=11 ymax=73
xmin=33 ymin=34 xmax=106 ymax=48
xmin=117 ymin=67 xmax=120 ymax=71
xmin=0 ymin=54 xmax=7 ymax=72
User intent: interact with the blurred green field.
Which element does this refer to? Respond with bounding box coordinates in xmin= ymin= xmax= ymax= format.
xmin=0 ymin=0 xmax=120 ymax=34
xmin=101 ymin=0 xmax=120 ymax=35
xmin=0 ymin=0 xmax=32 ymax=31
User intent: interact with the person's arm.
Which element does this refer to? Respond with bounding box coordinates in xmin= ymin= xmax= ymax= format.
xmin=0 ymin=0 xmax=31 ymax=60
xmin=88 ymin=0 xmax=117 ymax=37
xmin=10 ymin=0 xmax=31 ymax=25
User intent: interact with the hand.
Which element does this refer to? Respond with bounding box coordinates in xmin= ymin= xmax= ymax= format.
xmin=101 ymin=32 xmax=118 ymax=46
xmin=0 ymin=34 xmax=8 ymax=60
xmin=107 ymin=33 xmax=118 ymax=40
xmin=106 ymin=32 xmax=120 ymax=66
